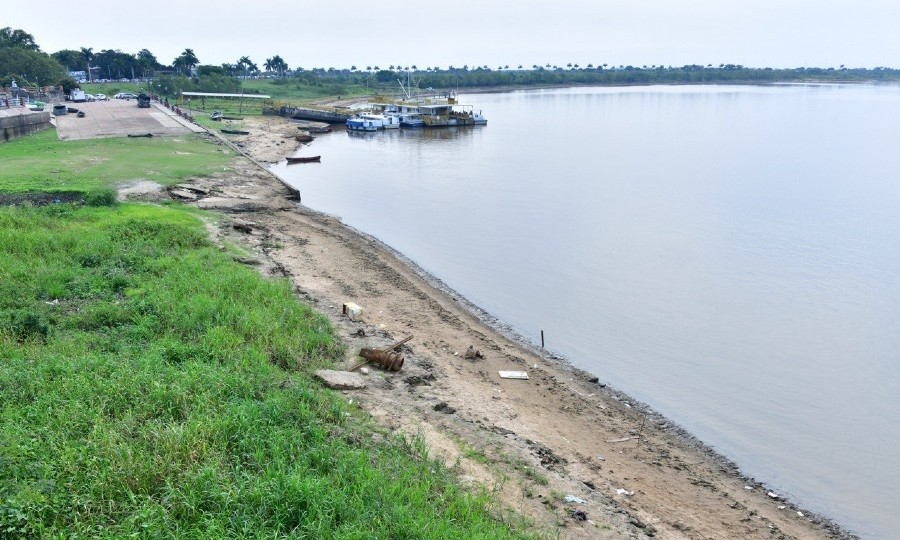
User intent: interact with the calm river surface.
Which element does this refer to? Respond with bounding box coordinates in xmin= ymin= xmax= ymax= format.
xmin=271 ymin=85 xmax=900 ymax=538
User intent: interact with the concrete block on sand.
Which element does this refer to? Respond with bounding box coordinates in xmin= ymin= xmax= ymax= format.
xmin=315 ymin=369 xmax=367 ymax=390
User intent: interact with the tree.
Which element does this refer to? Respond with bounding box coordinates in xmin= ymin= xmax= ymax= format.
xmin=236 ymin=56 xmax=258 ymax=78
xmin=265 ymin=55 xmax=288 ymax=77
xmin=136 ymin=49 xmax=159 ymax=77
xmin=0 ymin=45 xmax=68 ymax=86
xmin=173 ymin=48 xmax=199 ymax=75
xmin=91 ymin=49 xmax=140 ymax=80
xmin=0 ymin=27 xmax=40 ymax=51
xmin=51 ymin=49 xmax=84 ymax=70
xmin=80 ymin=47 xmax=94 ymax=81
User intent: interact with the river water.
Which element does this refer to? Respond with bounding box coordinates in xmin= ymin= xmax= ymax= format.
xmin=270 ymin=85 xmax=900 ymax=538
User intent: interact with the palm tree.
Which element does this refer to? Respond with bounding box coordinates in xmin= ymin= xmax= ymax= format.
xmin=80 ymin=47 xmax=94 ymax=81
xmin=237 ymin=56 xmax=258 ymax=78
xmin=173 ymin=48 xmax=198 ymax=76
xmin=265 ymin=55 xmax=288 ymax=77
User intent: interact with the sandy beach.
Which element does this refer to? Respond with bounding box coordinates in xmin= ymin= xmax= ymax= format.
xmin=140 ymin=115 xmax=853 ymax=540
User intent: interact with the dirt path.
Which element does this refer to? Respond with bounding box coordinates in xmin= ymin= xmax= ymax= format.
xmin=132 ymin=116 xmax=854 ymax=540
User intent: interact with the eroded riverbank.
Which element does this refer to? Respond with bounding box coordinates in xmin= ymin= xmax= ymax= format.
xmin=146 ymin=114 xmax=855 ymax=539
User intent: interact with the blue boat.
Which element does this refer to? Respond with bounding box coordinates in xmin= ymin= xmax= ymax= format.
xmin=346 ymin=117 xmax=379 ymax=132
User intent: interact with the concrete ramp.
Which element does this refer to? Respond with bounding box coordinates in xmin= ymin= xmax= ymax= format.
xmin=54 ymin=99 xmax=205 ymax=140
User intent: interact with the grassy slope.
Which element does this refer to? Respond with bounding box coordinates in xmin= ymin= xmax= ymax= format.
xmin=0 ymin=132 xmax=530 ymax=538
xmin=0 ymin=130 xmax=231 ymax=195
xmin=0 ymin=204 xmax=526 ymax=538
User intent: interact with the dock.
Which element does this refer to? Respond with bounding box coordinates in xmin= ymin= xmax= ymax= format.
xmin=264 ymin=105 xmax=352 ymax=124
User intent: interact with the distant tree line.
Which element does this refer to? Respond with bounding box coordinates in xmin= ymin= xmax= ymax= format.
xmin=272 ymin=63 xmax=900 ymax=93
xmin=4 ymin=25 xmax=900 ymax=99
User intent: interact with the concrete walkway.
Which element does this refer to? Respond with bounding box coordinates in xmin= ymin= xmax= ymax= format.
xmin=54 ymin=99 xmax=205 ymax=140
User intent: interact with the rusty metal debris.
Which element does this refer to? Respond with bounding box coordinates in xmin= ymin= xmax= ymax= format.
xmin=350 ymin=335 xmax=412 ymax=372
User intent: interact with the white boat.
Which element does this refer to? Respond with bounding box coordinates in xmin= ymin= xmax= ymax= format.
xmin=371 ymin=101 xmax=425 ymax=128
xmin=364 ymin=89 xmax=487 ymax=129
xmin=359 ymin=113 xmax=400 ymax=129
xmin=398 ymin=113 xmax=425 ymax=128
xmin=345 ymin=117 xmax=378 ymax=132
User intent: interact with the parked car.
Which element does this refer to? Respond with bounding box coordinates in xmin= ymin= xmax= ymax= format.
xmin=85 ymin=94 xmax=97 ymax=102
xmin=95 ymin=93 xmax=108 ymax=101
xmin=114 ymin=92 xmax=136 ymax=100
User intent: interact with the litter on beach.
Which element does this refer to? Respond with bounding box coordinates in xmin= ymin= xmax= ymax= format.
xmin=499 ymin=371 xmax=529 ymax=380
xmin=615 ymin=488 xmax=634 ymax=496
xmin=342 ymin=302 xmax=362 ymax=321
xmin=607 ymin=436 xmax=639 ymax=443
xmin=564 ymin=495 xmax=586 ymax=504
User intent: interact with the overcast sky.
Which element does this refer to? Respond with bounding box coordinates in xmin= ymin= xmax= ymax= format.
xmin=6 ymin=0 xmax=899 ymax=70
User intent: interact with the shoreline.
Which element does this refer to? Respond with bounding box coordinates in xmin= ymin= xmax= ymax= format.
xmin=168 ymin=115 xmax=856 ymax=539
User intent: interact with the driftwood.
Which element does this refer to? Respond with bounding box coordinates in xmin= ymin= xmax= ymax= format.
xmin=351 ymin=335 xmax=412 ymax=372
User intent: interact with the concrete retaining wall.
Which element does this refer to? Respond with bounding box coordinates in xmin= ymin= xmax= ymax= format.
xmin=0 ymin=109 xmax=53 ymax=143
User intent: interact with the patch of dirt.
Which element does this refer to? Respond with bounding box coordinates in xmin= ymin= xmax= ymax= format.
xmin=214 ymin=115 xmax=309 ymax=164
xmin=116 ymin=180 xmax=166 ymax=202
xmin=0 ymin=191 xmax=87 ymax=206
xmin=140 ymin=115 xmax=855 ymax=540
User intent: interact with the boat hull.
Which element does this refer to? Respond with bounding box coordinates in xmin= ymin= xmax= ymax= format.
xmin=286 ymin=156 xmax=321 ymax=164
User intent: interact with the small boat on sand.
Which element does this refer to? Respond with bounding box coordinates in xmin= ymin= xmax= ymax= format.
xmin=286 ymin=156 xmax=321 ymax=164
xmin=210 ymin=110 xmax=223 ymax=121
xmin=295 ymin=134 xmax=314 ymax=143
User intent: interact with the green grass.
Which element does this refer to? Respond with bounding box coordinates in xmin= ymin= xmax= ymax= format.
xmin=0 ymin=130 xmax=231 ymax=195
xmin=0 ymin=203 xmax=530 ymax=538
xmin=242 ymin=79 xmax=371 ymax=102
xmin=81 ymin=81 xmax=150 ymax=97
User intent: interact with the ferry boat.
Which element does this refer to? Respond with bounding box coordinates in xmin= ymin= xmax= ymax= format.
xmin=419 ymin=103 xmax=487 ymax=127
xmin=353 ymin=91 xmax=487 ymax=129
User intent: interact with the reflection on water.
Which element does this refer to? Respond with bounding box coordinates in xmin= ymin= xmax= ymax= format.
xmin=344 ymin=126 xmax=474 ymax=141
xmin=272 ymin=85 xmax=900 ymax=539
